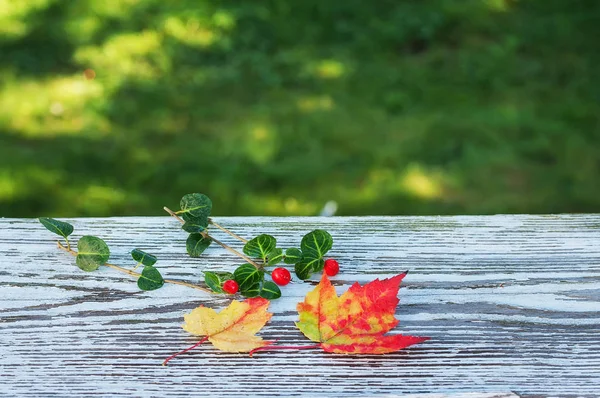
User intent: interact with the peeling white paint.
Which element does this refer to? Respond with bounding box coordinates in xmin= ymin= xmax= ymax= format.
xmin=1 ymin=215 xmax=599 ymax=397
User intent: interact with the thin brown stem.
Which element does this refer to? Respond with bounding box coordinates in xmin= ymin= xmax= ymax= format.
xmin=208 ymin=218 xmax=248 ymax=243
xmin=103 ymin=262 xmax=142 ymax=278
xmin=163 ymin=336 xmax=209 ymax=366
xmin=208 ymin=234 xmax=260 ymax=268
xmin=163 ymin=207 xmax=261 ymax=268
xmin=163 ymin=206 xmax=185 ymax=223
xmin=162 ymin=278 xmax=212 ymax=293
xmin=57 ymin=241 xmax=77 ymax=255
xmin=56 ymin=241 xmax=212 ymax=294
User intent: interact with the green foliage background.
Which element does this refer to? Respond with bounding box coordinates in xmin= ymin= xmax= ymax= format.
xmin=1 ymin=0 xmax=599 ymax=216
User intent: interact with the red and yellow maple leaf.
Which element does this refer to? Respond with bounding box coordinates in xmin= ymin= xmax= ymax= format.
xmin=164 ymin=297 xmax=273 ymax=365
xmin=296 ymin=272 xmax=429 ymax=354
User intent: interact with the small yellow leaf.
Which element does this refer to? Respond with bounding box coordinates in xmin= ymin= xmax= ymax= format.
xmin=182 ymin=297 xmax=272 ymax=352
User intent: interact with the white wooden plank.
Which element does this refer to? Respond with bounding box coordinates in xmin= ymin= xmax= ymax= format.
xmin=1 ymin=215 xmax=600 ymax=397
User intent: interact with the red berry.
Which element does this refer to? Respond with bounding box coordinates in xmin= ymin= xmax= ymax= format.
xmin=324 ymin=259 xmax=339 ymax=276
xmin=271 ymin=267 xmax=291 ymax=286
xmin=222 ymin=280 xmax=239 ymax=294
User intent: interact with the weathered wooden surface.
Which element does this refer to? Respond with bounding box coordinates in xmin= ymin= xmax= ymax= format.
xmin=1 ymin=215 xmax=599 ymax=397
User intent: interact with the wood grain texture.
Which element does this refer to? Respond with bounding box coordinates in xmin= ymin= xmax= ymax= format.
xmin=1 ymin=215 xmax=599 ymax=397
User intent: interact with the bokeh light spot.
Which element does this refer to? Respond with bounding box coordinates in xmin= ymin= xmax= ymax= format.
xmin=83 ymin=68 xmax=96 ymax=80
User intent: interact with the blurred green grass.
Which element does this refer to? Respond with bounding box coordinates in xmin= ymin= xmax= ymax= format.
xmin=0 ymin=0 xmax=599 ymax=217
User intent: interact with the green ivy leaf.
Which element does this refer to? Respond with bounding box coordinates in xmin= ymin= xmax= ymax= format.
xmin=178 ymin=193 xmax=212 ymax=223
xmin=137 ymin=265 xmax=164 ymax=291
xmin=240 ymin=282 xmax=261 ymax=298
xmin=311 ymin=257 xmax=326 ymax=272
xmin=284 ymin=248 xmax=303 ymax=264
xmin=182 ymin=218 xmax=208 ymax=233
xmin=181 ymin=213 xmax=206 ymax=225
xmin=295 ymin=261 xmax=312 ymax=280
xmin=266 ymin=248 xmax=283 ymax=266
xmin=243 ymin=234 xmax=277 ymax=261
xmin=204 ymin=272 xmax=221 ymax=293
xmin=204 ymin=271 xmax=234 ymax=293
xmin=76 ymin=236 xmax=110 ymax=272
xmin=39 ymin=217 xmax=74 ymax=240
xmin=233 ymin=264 xmax=264 ymax=292
xmin=294 ymin=258 xmax=324 ymax=280
xmin=259 ymin=281 xmax=281 ymax=300
xmin=186 ymin=233 xmax=212 ymax=257
xmin=293 ymin=230 xmax=332 ymax=279
xmin=130 ymin=249 xmax=157 ymax=267
xmin=300 ymin=230 xmax=333 ymax=260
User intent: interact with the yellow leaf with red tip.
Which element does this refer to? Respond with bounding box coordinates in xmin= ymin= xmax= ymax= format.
xmin=183 ymin=297 xmax=272 ymax=352
xmin=296 ymin=273 xmax=429 ymax=354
